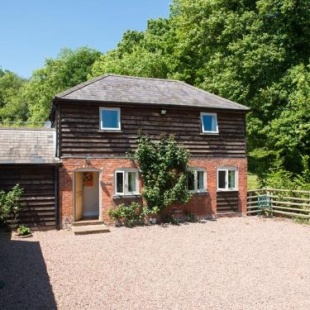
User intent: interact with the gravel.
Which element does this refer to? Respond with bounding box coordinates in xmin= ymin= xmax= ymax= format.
xmin=1 ymin=217 xmax=310 ymax=310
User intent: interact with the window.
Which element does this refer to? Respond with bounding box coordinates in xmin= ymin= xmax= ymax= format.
xmin=187 ymin=168 xmax=206 ymax=192
xmin=217 ymin=168 xmax=238 ymax=190
xmin=100 ymin=107 xmax=121 ymax=130
xmin=115 ymin=169 xmax=139 ymax=195
xmin=201 ymin=113 xmax=218 ymax=133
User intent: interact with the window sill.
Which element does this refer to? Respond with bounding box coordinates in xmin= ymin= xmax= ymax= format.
xmin=191 ymin=191 xmax=209 ymax=196
xmin=200 ymin=132 xmax=219 ymax=135
xmin=113 ymin=194 xmax=142 ymax=199
xmin=217 ymin=189 xmax=239 ymax=192
xmin=98 ymin=129 xmax=123 ymax=133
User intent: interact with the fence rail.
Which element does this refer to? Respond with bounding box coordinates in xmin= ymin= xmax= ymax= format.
xmin=247 ymin=188 xmax=310 ymax=220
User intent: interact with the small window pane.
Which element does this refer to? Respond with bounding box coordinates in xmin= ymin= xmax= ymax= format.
xmin=202 ymin=114 xmax=217 ymax=132
xmin=116 ymin=172 xmax=124 ymax=194
xmin=101 ymin=109 xmax=119 ymax=129
xmin=218 ymin=170 xmax=226 ymax=189
xmin=197 ymin=171 xmax=204 ymax=190
xmin=228 ymin=170 xmax=236 ymax=189
xmin=187 ymin=171 xmax=195 ymax=191
xmin=128 ymin=172 xmax=137 ymax=192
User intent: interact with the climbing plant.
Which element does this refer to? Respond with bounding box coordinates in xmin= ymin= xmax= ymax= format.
xmin=133 ymin=134 xmax=192 ymax=212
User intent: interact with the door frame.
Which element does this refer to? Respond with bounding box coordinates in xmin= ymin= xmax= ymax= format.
xmin=72 ymin=168 xmax=102 ymax=222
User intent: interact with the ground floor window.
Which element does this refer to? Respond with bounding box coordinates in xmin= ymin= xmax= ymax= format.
xmin=218 ymin=167 xmax=238 ymax=190
xmin=115 ymin=169 xmax=139 ymax=195
xmin=187 ymin=168 xmax=206 ymax=192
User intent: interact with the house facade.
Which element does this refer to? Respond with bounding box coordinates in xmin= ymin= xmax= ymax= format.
xmin=50 ymin=74 xmax=249 ymax=227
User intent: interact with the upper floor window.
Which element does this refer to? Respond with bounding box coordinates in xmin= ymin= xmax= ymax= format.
xmin=201 ymin=112 xmax=218 ymax=133
xmin=217 ymin=167 xmax=238 ymax=191
xmin=115 ymin=169 xmax=139 ymax=195
xmin=187 ymin=168 xmax=206 ymax=192
xmin=100 ymin=107 xmax=121 ymax=131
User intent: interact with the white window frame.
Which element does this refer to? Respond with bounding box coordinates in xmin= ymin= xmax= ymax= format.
xmin=99 ymin=107 xmax=121 ymax=131
xmin=187 ymin=168 xmax=206 ymax=193
xmin=200 ymin=112 xmax=218 ymax=134
xmin=217 ymin=167 xmax=238 ymax=191
xmin=115 ymin=168 xmax=139 ymax=195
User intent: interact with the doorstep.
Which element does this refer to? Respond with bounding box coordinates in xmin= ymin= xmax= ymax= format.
xmin=72 ymin=220 xmax=110 ymax=235
xmin=216 ymin=211 xmax=241 ymax=218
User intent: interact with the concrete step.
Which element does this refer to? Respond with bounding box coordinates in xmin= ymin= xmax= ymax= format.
xmin=216 ymin=211 xmax=240 ymax=218
xmin=72 ymin=220 xmax=105 ymax=226
xmin=72 ymin=224 xmax=110 ymax=235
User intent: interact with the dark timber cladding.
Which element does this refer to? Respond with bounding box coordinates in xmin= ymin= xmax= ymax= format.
xmin=57 ymin=102 xmax=246 ymax=158
xmin=217 ymin=191 xmax=239 ymax=213
xmin=0 ymin=165 xmax=57 ymax=228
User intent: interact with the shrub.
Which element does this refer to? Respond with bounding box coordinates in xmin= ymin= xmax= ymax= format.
xmin=108 ymin=203 xmax=159 ymax=227
xmin=17 ymin=225 xmax=32 ymax=236
xmin=0 ymin=184 xmax=24 ymax=227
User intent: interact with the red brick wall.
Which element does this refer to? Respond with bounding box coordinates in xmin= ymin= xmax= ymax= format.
xmin=58 ymin=157 xmax=247 ymax=227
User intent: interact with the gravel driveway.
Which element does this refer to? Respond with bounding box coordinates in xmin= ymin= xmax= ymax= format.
xmin=1 ymin=217 xmax=310 ymax=310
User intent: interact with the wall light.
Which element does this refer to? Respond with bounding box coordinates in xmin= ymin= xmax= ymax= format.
xmin=161 ymin=109 xmax=167 ymax=115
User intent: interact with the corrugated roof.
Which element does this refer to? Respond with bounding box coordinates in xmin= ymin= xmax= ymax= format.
xmin=55 ymin=74 xmax=249 ymax=111
xmin=0 ymin=128 xmax=58 ymax=164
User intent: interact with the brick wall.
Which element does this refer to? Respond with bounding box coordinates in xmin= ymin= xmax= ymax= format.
xmin=58 ymin=157 xmax=247 ymax=227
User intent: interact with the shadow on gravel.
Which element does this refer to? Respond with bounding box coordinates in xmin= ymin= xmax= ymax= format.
xmin=0 ymin=232 xmax=57 ymax=310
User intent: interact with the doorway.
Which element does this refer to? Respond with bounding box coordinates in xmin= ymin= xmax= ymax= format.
xmin=74 ymin=170 xmax=100 ymax=221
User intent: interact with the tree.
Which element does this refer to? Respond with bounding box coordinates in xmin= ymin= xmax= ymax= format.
xmin=90 ymin=18 xmax=176 ymax=79
xmin=24 ymin=47 xmax=102 ymax=125
xmin=169 ymin=0 xmax=310 ymax=179
xmin=0 ymin=69 xmax=28 ymax=126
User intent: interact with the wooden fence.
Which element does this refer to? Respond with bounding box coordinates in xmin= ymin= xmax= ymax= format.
xmin=247 ymin=188 xmax=310 ymax=220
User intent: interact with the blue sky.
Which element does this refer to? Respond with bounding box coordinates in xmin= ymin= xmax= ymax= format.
xmin=0 ymin=0 xmax=171 ymax=78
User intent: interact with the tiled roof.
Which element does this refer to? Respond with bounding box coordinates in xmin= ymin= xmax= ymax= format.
xmin=0 ymin=128 xmax=58 ymax=164
xmin=55 ymin=74 xmax=249 ymax=111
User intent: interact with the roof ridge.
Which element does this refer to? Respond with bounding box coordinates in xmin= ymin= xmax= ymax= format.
xmin=106 ymin=74 xmax=181 ymax=84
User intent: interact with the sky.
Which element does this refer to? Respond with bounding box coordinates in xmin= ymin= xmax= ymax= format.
xmin=0 ymin=0 xmax=171 ymax=78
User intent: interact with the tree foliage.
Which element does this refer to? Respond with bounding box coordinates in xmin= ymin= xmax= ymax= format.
xmin=23 ymin=47 xmax=102 ymax=125
xmin=133 ymin=134 xmax=192 ymax=212
xmin=90 ymin=18 xmax=176 ymax=79
xmin=0 ymin=69 xmax=28 ymax=125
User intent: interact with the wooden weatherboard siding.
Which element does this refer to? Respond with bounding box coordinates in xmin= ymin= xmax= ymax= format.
xmin=217 ymin=191 xmax=239 ymax=213
xmin=57 ymin=101 xmax=246 ymax=158
xmin=0 ymin=165 xmax=57 ymax=228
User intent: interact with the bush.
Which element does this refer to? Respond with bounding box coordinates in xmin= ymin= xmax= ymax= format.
xmin=17 ymin=225 xmax=32 ymax=236
xmin=0 ymin=184 xmax=24 ymax=227
xmin=108 ymin=203 xmax=159 ymax=227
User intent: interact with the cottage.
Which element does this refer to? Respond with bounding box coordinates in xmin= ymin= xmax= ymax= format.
xmin=50 ymin=74 xmax=249 ymax=227
xmin=0 ymin=128 xmax=60 ymax=228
